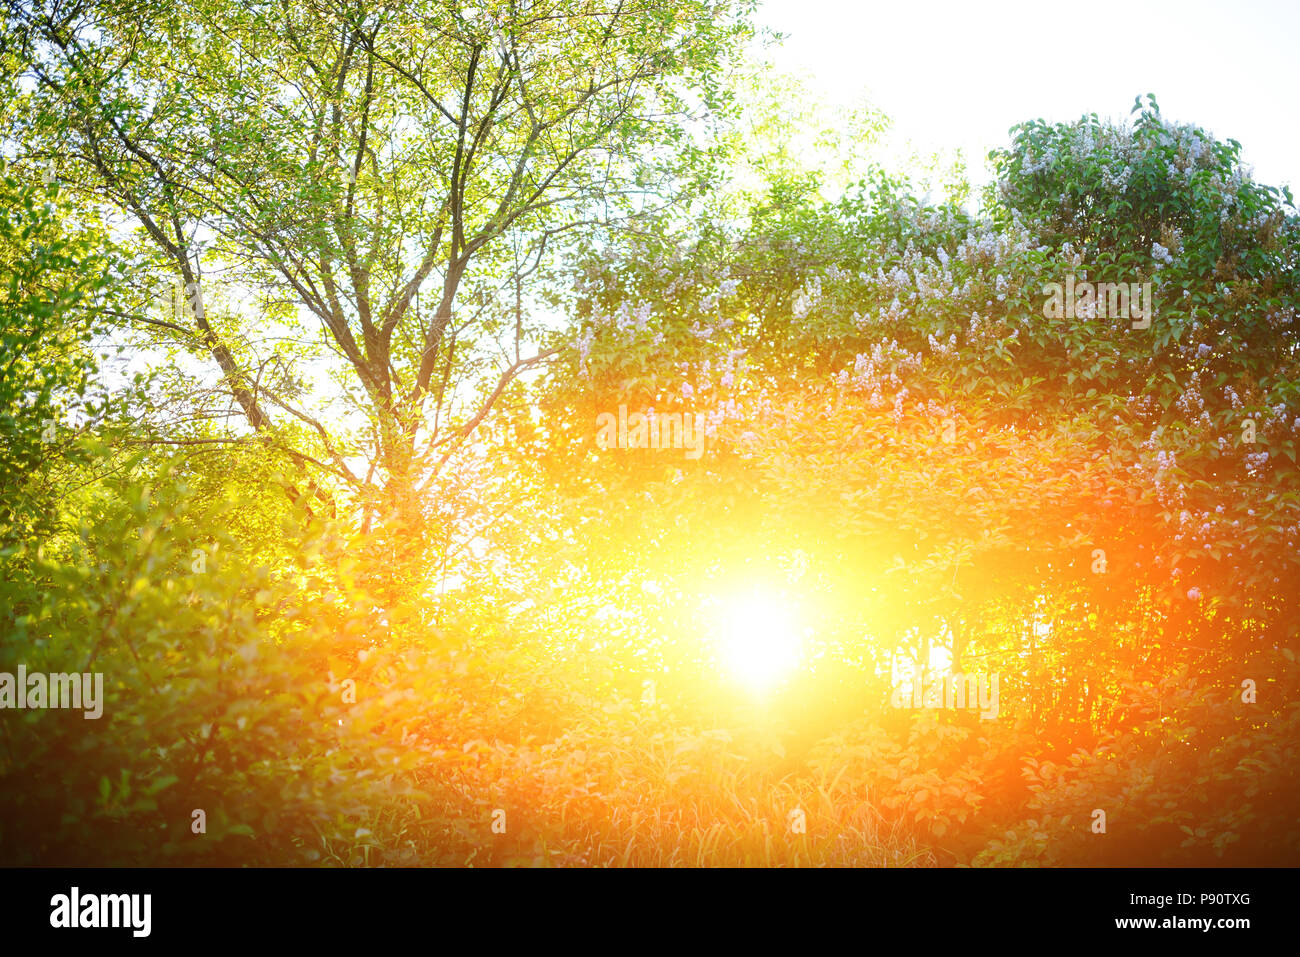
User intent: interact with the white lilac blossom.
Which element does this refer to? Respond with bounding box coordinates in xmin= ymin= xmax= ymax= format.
xmin=927 ymin=332 xmax=959 ymax=358
xmin=576 ymin=327 xmax=595 ymax=376
xmin=593 ymin=299 xmax=654 ymax=334
xmin=836 ymin=339 xmax=923 ymax=407
xmin=792 ymin=275 xmax=823 ymax=320
xmin=1245 ymin=450 xmax=1269 ymax=474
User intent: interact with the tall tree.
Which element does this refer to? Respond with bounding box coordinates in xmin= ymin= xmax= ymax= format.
xmin=6 ymin=0 xmax=754 ymax=538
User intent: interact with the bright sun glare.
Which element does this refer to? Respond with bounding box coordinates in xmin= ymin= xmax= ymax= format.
xmin=715 ymin=592 xmax=803 ymax=691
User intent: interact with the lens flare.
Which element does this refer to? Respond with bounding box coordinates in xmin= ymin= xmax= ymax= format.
xmin=714 ymin=592 xmax=803 ymax=691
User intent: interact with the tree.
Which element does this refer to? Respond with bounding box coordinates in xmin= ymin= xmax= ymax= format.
xmin=0 ymin=161 xmax=110 ymax=538
xmin=6 ymin=0 xmax=755 ymax=545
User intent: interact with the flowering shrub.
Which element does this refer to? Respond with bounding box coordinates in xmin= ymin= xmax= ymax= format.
xmin=2 ymin=94 xmax=1297 ymax=867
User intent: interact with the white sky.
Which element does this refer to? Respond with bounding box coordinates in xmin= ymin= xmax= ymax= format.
xmin=758 ymin=0 xmax=1300 ymax=196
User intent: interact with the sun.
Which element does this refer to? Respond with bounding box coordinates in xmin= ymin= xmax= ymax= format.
xmin=714 ymin=592 xmax=803 ymax=691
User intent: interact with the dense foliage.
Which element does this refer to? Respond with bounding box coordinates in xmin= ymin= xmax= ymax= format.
xmin=0 ymin=0 xmax=1296 ymax=867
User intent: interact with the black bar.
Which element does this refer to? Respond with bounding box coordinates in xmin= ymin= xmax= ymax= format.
xmin=0 ymin=866 xmax=1284 ymax=946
